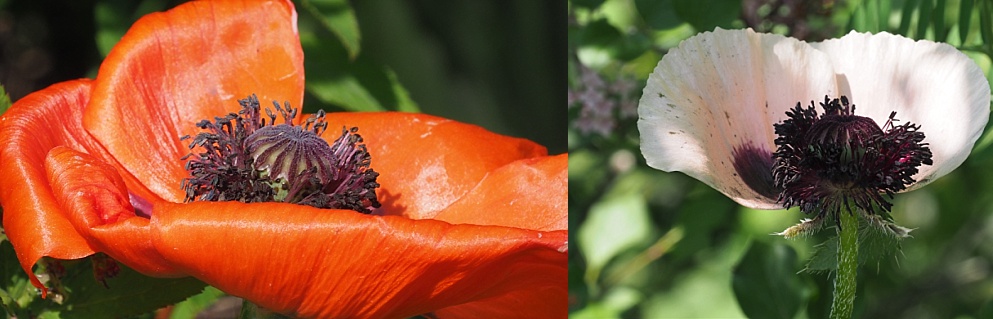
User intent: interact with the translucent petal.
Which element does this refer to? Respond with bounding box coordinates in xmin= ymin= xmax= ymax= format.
xmin=0 ymin=81 xmax=99 ymax=294
xmin=812 ymin=31 xmax=991 ymax=189
xmin=638 ymin=28 xmax=838 ymax=209
xmin=432 ymin=154 xmax=567 ymax=231
xmin=319 ymin=112 xmax=548 ymax=220
xmin=85 ymin=0 xmax=304 ymax=203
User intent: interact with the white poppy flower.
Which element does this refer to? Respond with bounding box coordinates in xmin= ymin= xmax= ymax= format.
xmin=638 ymin=28 xmax=990 ymax=218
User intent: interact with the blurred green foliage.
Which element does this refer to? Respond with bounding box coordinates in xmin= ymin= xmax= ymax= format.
xmin=0 ymin=0 xmax=565 ymax=154
xmin=569 ymin=0 xmax=993 ymax=318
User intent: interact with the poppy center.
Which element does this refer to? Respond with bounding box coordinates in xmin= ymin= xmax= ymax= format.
xmin=180 ymin=95 xmax=381 ymax=213
xmin=771 ymin=96 xmax=932 ymax=228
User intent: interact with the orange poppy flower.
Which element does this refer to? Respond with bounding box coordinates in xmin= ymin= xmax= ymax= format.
xmin=0 ymin=1 xmax=567 ymax=318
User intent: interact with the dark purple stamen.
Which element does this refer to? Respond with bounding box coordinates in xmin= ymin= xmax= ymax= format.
xmin=180 ymin=94 xmax=381 ymax=213
xmin=772 ymin=96 xmax=932 ymax=228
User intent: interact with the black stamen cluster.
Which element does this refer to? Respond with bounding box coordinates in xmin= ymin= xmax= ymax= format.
xmin=772 ymin=96 xmax=932 ymax=227
xmin=181 ymin=94 xmax=381 ymax=213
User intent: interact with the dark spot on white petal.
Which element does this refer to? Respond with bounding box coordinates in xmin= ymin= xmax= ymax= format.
xmin=732 ymin=143 xmax=780 ymax=200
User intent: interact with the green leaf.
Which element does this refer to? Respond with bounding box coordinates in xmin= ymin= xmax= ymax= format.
xmin=0 ymin=84 xmax=11 ymax=115
xmin=51 ymin=258 xmax=206 ymax=318
xmin=240 ymin=299 xmax=293 ymax=319
xmin=981 ymin=0 xmax=993 ymax=50
xmin=933 ymin=0 xmax=947 ymax=42
xmin=849 ymin=1 xmax=872 ymax=33
xmin=572 ymin=0 xmax=606 ymax=9
xmin=0 ymin=232 xmax=48 ymax=318
xmin=578 ymin=194 xmax=654 ymax=288
xmin=385 ymin=69 xmax=420 ymax=113
xmin=981 ymin=298 xmax=993 ymax=318
xmin=635 ymin=0 xmax=682 ymax=30
xmin=94 ymin=0 xmax=168 ymax=57
xmin=959 ymin=0 xmax=975 ymax=43
xmin=803 ymin=219 xmax=905 ymax=273
xmin=1 ymin=247 xmax=206 ymax=318
xmin=732 ymin=241 xmax=803 ymax=319
xmin=879 ymin=0 xmax=892 ymax=32
xmin=917 ymin=0 xmax=934 ymax=38
xmin=168 ymin=286 xmax=225 ymax=319
xmin=668 ymin=188 xmax=735 ymax=262
xmin=306 ymin=72 xmax=386 ymax=112
xmin=672 ymin=0 xmax=741 ymax=32
xmin=898 ymin=0 xmax=920 ymax=36
xmin=864 ymin=0 xmax=878 ymax=32
xmin=298 ymin=12 xmax=417 ymax=112
xmin=94 ymin=0 xmax=132 ymax=57
xmin=576 ymin=19 xmax=651 ymax=62
xmin=577 ymin=19 xmax=623 ymax=51
xmin=0 ymin=232 xmax=39 ymax=317
xmin=570 ymin=287 xmax=643 ymax=318
xmin=298 ymin=0 xmax=361 ymax=60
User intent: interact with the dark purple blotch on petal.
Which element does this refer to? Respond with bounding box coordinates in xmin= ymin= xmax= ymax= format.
xmin=732 ymin=143 xmax=781 ymax=200
xmin=129 ymin=192 xmax=153 ymax=218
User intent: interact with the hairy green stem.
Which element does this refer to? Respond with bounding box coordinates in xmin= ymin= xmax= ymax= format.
xmin=830 ymin=210 xmax=858 ymax=319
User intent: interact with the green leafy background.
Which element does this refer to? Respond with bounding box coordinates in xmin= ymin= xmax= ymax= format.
xmin=0 ymin=0 xmax=565 ymax=154
xmin=0 ymin=0 xmax=563 ymax=317
xmin=569 ymin=0 xmax=993 ymax=318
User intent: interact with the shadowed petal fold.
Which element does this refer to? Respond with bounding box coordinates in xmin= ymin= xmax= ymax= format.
xmin=84 ymin=0 xmax=305 ymax=203
xmin=44 ymin=146 xmax=181 ymax=278
xmin=150 ymin=201 xmax=567 ymax=319
xmin=0 ymin=80 xmax=100 ymax=292
xmin=638 ymin=28 xmax=837 ymax=209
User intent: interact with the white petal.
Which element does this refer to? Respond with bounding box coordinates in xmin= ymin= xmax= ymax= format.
xmin=813 ymin=31 xmax=991 ymax=190
xmin=638 ymin=28 xmax=837 ymax=209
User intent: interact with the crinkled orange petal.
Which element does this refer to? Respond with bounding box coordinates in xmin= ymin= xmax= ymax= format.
xmin=85 ymin=0 xmax=305 ymax=203
xmin=322 ymin=112 xmax=548 ymax=219
xmin=0 ymin=80 xmax=99 ymax=293
xmin=433 ymin=285 xmax=566 ymax=319
xmin=44 ymin=146 xmax=180 ymax=278
xmin=150 ymin=200 xmax=567 ymax=319
xmin=432 ymin=154 xmax=568 ymax=232
xmin=428 ymin=154 xmax=568 ymax=318
xmin=2 ymin=2 xmax=567 ymax=317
